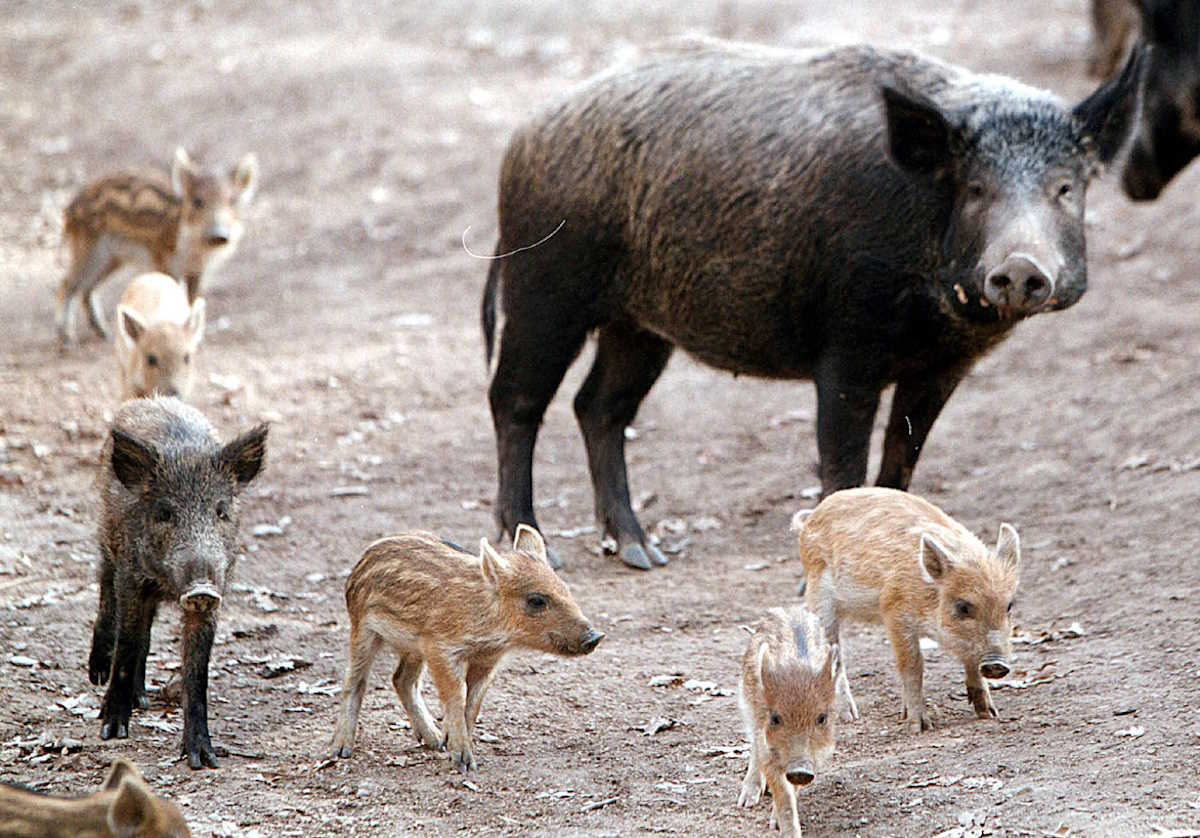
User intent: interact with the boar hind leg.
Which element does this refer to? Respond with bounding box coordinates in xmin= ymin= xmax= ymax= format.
xmin=876 ymin=368 xmax=966 ymax=490
xmin=392 ymin=655 xmax=443 ymax=751
xmin=331 ymin=625 xmax=383 ymax=758
xmin=965 ymin=666 xmax=998 ymax=720
xmin=488 ymin=302 xmax=590 ymax=570
xmin=574 ymin=324 xmax=672 ymax=569
xmin=180 ymin=610 xmax=218 ymax=769
xmin=885 ymin=620 xmax=930 ymax=733
xmin=814 ymin=357 xmax=882 ymax=495
xmin=99 ymin=583 xmax=156 ymax=741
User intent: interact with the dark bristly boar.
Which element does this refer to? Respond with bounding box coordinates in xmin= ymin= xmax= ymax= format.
xmin=796 ymin=488 xmax=1021 ymax=733
xmin=737 ymin=606 xmax=838 ymax=838
xmin=330 ymin=526 xmax=604 ymax=774
xmin=482 ymin=39 xmax=1144 ymax=571
xmin=0 ymin=758 xmax=191 ymax=837
xmin=88 ymin=397 xmax=267 ymax=769
xmin=1114 ymin=1 xmax=1200 ymax=200
xmin=1089 ymin=0 xmax=1140 ymax=79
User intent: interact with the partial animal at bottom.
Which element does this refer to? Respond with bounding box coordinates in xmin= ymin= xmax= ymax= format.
xmin=330 ymin=526 xmax=604 ymax=773
xmin=796 ymin=487 xmax=1021 ymax=732
xmin=0 ymin=758 xmax=191 ymax=837
xmin=737 ymin=606 xmax=839 ymax=838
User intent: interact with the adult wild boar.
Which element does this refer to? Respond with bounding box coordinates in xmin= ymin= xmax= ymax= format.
xmin=1116 ymin=0 xmax=1200 ymax=199
xmin=483 ymin=40 xmax=1144 ymax=570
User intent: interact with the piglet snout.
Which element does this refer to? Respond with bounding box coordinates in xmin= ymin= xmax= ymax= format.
xmin=579 ymin=628 xmax=605 ymax=654
xmin=979 ymin=658 xmax=1010 ymax=680
xmin=180 ymin=582 xmax=222 ymax=612
xmin=785 ymin=764 xmax=815 ymax=787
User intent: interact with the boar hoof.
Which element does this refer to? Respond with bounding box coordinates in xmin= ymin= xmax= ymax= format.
xmin=134 ymin=692 xmax=150 ymax=710
xmin=619 ymin=543 xmax=654 ymax=570
xmin=332 ymin=743 xmax=352 ymax=759
xmin=184 ymin=743 xmax=219 ymax=770
xmin=88 ymin=649 xmax=112 ymax=686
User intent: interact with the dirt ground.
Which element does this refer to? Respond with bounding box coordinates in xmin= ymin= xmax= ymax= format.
xmin=1 ymin=1 xmax=1198 ymax=836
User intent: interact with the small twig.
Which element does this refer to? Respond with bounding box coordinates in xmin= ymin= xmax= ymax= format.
xmin=581 ymin=796 xmax=619 ymax=813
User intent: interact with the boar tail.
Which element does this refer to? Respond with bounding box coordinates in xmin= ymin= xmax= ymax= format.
xmin=790 ymin=509 xmax=813 ymax=534
xmin=482 ymin=258 xmax=500 ymax=368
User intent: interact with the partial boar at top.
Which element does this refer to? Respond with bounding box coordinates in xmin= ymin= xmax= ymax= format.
xmin=1117 ymin=1 xmax=1200 ymax=199
xmin=0 ymin=758 xmax=191 ymax=837
xmin=116 ymin=272 xmax=205 ymax=402
xmin=56 ymin=147 xmax=257 ymax=346
xmin=483 ymin=38 xmax=1145 ymax=572
xmin=737 ymin=606 xmax=838 ymax=838
xmin=331 ymin=525 xmax=604 ymax=774
xmin=797 ymin=488 xmax=1021 ymax=733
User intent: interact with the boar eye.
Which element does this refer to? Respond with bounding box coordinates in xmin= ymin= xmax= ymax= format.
xmin=816 ymin=713 xmax=827 ymax=726
xmin=1057 ymin=182 xmax=1073 ymax=199
xmin=152 ymin=501 xmax=173 ymax=523
xmin=953 ymin=600 xmax=972 ymax=619
xmin=524 ymin=593 xmax=548 ymax=613
xmin=215 ymin=500 xmax=231 ymax=521
xmin=966 ymin=181 xmax=985 ymax=199
xmin=146 ymin=354 xmax=159 ymax=368
xmin=769 ymin=712 xmax=782 ymax=727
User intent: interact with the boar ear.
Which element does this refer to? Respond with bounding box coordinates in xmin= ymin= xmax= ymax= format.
xmin=512 ymin=523 xmax=549 ymax=564
xmin=479 ymin=537 xmax=508 ymax=589
xmin=186 ymin=297 xmax=206 ymax=348
xmin=111 ymin=428 xmax=157 ymax=491
xmin=107 ymin=776 xmax=153 ymax=838
xmin=995 ymin=523 xmax=1020 ymax=569
xmin=116 ymin=305 xmax=146 ymax=348
xmin=919 ymin=533 xmax=954 ymax=583
xmin=101 ymin=758 xmax=141 ymax=791
xmin=881 ymin=85 xmax=958 ymax=180
xmin=218 ymin=424 xmax=268 ymax=489
xmin=232 ymin=153 xmax=259 ymax=205
xmin=1073 ymin=43 xmax=1148 ymax=165
xmin=171 ymin=146 xmax=195 ymax=197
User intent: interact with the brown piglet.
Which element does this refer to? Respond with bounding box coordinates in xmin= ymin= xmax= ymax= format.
xmin=0 ymin=758 xmax=190 ymax=837
xmin=797 ymin=487 xmax=1021 ymax=732
xmin=737 ymin=606 xmax=839 ymax=838
xmin=331 ymin=525 xmax=605 ymax=773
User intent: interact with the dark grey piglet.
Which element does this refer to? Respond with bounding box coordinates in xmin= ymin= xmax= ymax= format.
xmin=88 ymin=397 xmax=267 ymax=769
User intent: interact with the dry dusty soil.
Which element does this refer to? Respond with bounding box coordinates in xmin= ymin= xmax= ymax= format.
xmin=1 ymin=1 xmax=1198 ymax=836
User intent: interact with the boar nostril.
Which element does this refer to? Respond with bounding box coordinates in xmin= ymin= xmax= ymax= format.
xmin=786 ymin=769 xmax=814 ymax=786
xmin=989 ymin=274 xmax=1011 ymax=288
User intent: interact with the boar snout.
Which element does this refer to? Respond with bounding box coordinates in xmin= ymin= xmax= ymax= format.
xmin=979 ymin=657 xmax=1010 ymax=680
xmin=785 ymin=763 xmax=815 ymax=787
xmin=983 ymin=255 xmax=1052 ymax=313
xmin=179 ymin=582 xmax=222 ymax=612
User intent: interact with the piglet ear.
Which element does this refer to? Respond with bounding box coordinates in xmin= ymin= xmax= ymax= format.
xmin=186 ymin=298 xmax=206 ymax=349
xmin=1073 ymin=43 xmax=1148 ymax=165
xmin=881 ymin=85 xmax=959 ymax=180
xmin=111 ymin=428 xmax=157 ymax=491
xmin=826 ymin=644 xmax=840 ymax=682
xmin=171 ymin=146 xmax=195 ymax=197
xmin=218 ymin=424 xmax=268 ymax=489
xmin=232 ymin=153 xmax=259 ymax=205
xmin=513 ymin=523 xmax=548 ymax=564
xmin=755 ymin=642 xmax=773 ymax=689
xmin=995 ymin=523 xmax=1020 ymax=570
xmin=479 ymin=538 xmax=507 ymax=589
xmin=919 ymin=533 xmax=954 ymax=583
xmin=117 ymin=305 xmax=146 ymax=349
xmin=101 ymin=758 xmax=141 ymax=791
xmin=107 ymin=776 xmax=154 ymax=838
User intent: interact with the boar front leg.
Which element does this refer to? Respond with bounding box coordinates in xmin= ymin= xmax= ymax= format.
xmin=885 ymin=619 xmax=930 ymax=733
xmin=132 ymin=600 xmax=158 ymax=710
xmin=765 ymin=770 xmax=802 ymax=836
xmin=180 ymin=610 xmax=218 ymax=769
xmin=88 ymin=556 xmax=118 ymax=686
xmin=876 ymin=368 xmax=966 ymax=490
xmin=573 ymin=324 xmax=673 ymax=570
xmin=965 ymin=666 xmax=998 ymax=720
xmin=813 ymin=356 xmax=882 ymax=494
xmin=424 ymin=650 xmax=473 ymax=773
xmin=99 ymin=581 xmax=156 ymax=740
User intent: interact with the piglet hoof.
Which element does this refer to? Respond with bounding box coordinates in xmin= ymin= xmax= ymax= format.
xmin=738 ymin=778 xmax=764 ymax=808
xmin=450 ymin=746 xmax=476 ymax=774
xmin=619 ymin=543 xmax=653 ymax=570
xmin=331 ymin=740 xmax=353 ymax=759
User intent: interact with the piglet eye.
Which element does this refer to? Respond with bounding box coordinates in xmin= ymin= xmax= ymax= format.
xmin=525 ymin=593 xmax=547 ymax=612
xmin=816 ymin=713 xmax=827 ymax=726
xmin=184 ymin=353 xmax=192 ymax=365
xmin=769 ymin=712 xmax=782 ymax=727
xmin=954 ymin=600 xmax=972 ymax=619
xmin=192 ymin=197 xmax=204 ymax=210
xmin=146 ymin=354 xmax=159 ymax=368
